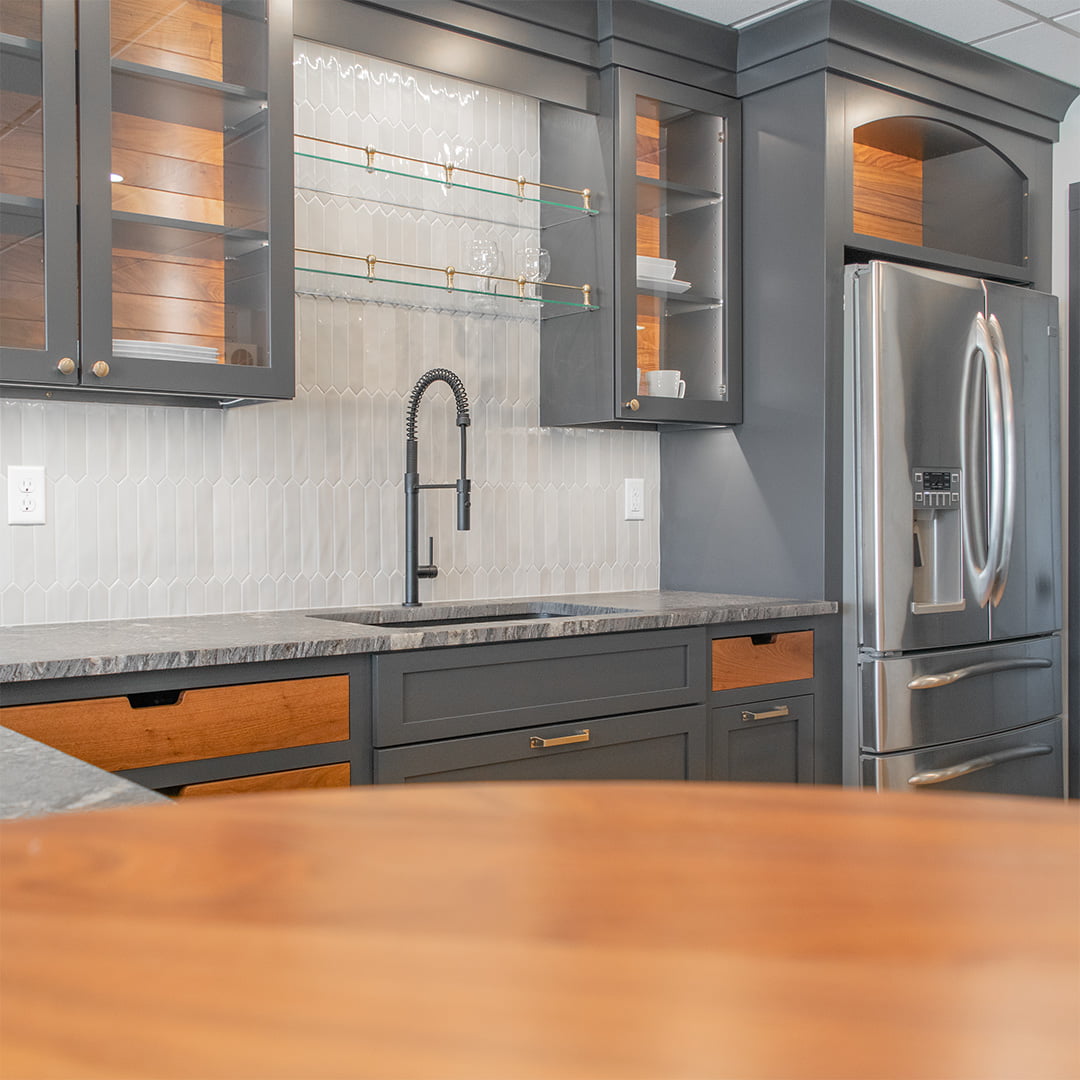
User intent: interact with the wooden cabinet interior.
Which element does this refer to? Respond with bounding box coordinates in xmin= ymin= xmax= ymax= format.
xmin=711 ymin=631 xmax=814 ymax=692
xmin=851 ymin=116 xmax=1027 ymax=269
xmin=1 ymin=675 xmax=349 ymax=772
xmin=635 ymin=106 xmax=661 ymax=382
xmin=109 ymin=0 xmax=234 ymax=360
xmin=175 ymin=761 xmax=351 ymax=798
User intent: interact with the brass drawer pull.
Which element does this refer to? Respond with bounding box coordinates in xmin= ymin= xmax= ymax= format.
xmin=741 ymin=706 xmax=790 ymax=722
xmin=530 ymin=729 xmax=590 ymax=749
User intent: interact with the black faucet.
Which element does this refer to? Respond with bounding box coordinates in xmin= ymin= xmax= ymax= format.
xmin=403 ymin=368 xmax=472 ymax=607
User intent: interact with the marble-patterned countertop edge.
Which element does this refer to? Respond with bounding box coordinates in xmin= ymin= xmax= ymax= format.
xmin=0 ymin=590 xmax=836 ymax=683
xmin=0 ymin=727 xmax=170 ymax=820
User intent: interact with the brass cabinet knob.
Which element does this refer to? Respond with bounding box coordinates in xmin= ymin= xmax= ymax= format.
xmin=56 ymin=357 xmax=75 ymax=375
xmin=91 ymin=360 xmax=110 ymax=378
xmin=624 ymin=398 xmax=640 ymax=411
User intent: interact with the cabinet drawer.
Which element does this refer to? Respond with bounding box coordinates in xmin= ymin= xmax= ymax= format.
xmin=175 ymin=762 xmax=351 ymax=799
xmin=373 ymin=630 xmax=704 ymax=746
xmin=711 ymin=694 xmax=814 ymax=783
xmin=711 ymin=631 xmax=814 ymax=692
xmin=375 ymin=706 xmax=707 ymax=783
xmin=1 ymin=676 xmax=349 ymax=772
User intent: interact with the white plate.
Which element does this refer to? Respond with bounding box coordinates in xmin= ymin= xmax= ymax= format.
xmin=636 ymin=257 xmax=677 ymax=279
xmin=637 ymin=276 xmax=692 ymax=294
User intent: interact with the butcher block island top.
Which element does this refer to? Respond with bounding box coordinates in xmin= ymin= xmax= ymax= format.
xmin=1 ymin=781 xmax=1076 ymax=1080
xmin=0 ymin=590 xmax=834 ymax=682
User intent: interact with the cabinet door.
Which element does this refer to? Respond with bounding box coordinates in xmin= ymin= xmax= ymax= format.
xmin=0 ymin=0 xmax=78 ymax=385
xmin=375 ymin=707 xmax=707 ymax=783
xmin=613 ymin=69 xmax=741 ymax=425
xmin=711 ymin=695 xmax=814 ymax=783
xmin=75 ymin=0 xmax=293 ymax=400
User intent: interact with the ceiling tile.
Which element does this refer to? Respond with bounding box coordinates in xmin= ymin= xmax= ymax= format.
xmin=974 ymin=21 xmax=1080 ymax=82
xmin=1007 ymin=0 xmax=1080 ymax=16
xmin=648 ymin=0 xmax=802 ymax=26
xmin=867 ymin=0 xmax=1035 ymax=40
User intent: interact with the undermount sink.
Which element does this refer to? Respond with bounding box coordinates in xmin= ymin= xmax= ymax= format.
xmin=308 ymin=602 xmax=639 ymax=630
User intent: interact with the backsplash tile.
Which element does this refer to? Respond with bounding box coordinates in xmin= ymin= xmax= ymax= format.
xmin=0 ymin=44 xmax=658 ymax=626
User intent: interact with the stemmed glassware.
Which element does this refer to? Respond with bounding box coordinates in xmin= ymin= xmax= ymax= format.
xmin=519 ymin=247 xmax=550 ymax=298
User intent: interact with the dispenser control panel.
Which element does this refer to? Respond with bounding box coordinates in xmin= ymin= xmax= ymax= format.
xmin=912 ymin=468 xmax=961 ymax=509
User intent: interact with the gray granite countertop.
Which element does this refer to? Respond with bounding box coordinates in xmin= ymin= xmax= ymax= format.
xmin=0 ymin=590 xmax=836 ymax=683
xmin=0 ymin=727 xmax=170 ymax=819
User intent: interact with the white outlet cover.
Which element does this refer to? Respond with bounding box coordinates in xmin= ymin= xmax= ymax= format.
xmin=7 ymin=466 xmax=45 ymax=525
xmin=624 ymin=478 xmax=645 ymax=521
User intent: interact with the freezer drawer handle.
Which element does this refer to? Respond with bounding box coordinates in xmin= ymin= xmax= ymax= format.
xmin=906 ymin=744 xmax=1053 ymax=787
xmin=741 ymin=706 xmax=790 ymax=722
xmin=529 ymin=729 xmax=590 ymax=749
xmin=907 ymin=657 xmax=1052 ymax=690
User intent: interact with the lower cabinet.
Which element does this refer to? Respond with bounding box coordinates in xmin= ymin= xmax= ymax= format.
xmin=711 ymin=695 xmax=814 ymax=783
xmin=375 ymin=707 xmax=707 ymax=783
xmin=1 ymin=665 xmax=359 ymax=797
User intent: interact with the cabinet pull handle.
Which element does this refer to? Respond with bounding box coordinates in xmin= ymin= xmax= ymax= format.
xmin=57 ymin=357 xmax=75 ymax=375
xmin=741 ymin=706 xmax=789 ymax=722
xmin=906 ymin=744 xmax=1052 ymax=786
xmin=530 ymin=729 xmax=590 ymax=749
xmin=91 ymin=360 xmax=110 ymax=378
xmin=623 ymin=398 xmax=640 ymax=411
xmin=907 ymin=657 xmax=1051 ymax=690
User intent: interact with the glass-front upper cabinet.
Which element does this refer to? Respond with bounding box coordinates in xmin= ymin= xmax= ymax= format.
xmin=615 ymin=70 xmax=741 ymax=425
xmin=77 ymin=0 xmax=292 ymax=401
xmin=0 ymin=0 xmax=292 ymax=403
xmin=0 ymin=0 xmax=78 ymax=385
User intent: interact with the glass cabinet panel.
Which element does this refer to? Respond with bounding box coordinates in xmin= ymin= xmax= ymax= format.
xmin=0 ymin=0 xmax=77 ymax=381
xmin=617 ymin=71 xmax=740 ymax=425
xmin=105 ymin=0 xmax=270 ymax=371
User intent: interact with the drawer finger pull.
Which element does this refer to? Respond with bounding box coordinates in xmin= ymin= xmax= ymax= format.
xmin=530 ymin=729 xmax=590 ymax=749
xmin=741 ymin=706 xmax=790 ymax=722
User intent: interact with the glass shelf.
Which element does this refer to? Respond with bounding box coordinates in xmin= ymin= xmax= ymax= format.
xmin=113 ymin=211 xmax=268 ymax=258
xmin=0 ymin=32 xmax=41 ymax=59
xmin=295 ymin=265 xmax=598 ymax=316
xmin=294 ymin=147 xmax=597 ymax=218
xmin=636 ymin=286 xmax=722 ymax=308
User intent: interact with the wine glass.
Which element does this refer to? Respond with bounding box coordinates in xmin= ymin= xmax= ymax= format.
xmin=467 ymin=239 xmax=500 ymax=293
xmin=519 ymin=247 xmax=551 ymax=290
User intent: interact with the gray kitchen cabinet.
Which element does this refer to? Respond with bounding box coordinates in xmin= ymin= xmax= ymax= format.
xmin=0 ymin=0 xmax=294 ymax=406
xmin=375 ymin=706 xmax=707 ymax=783
xmin=371 ymin=628 xmax=710 ymax=783
xmin=711 ymin=695 xmax=814 ymax=784
xmin=541 ymin=68 xmax=742 ymax=428
xmin=708 ymin=627 xmax=819 ymax=783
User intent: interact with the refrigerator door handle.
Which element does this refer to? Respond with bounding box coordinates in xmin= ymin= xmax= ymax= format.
xmin=907 ymin=656 xmax=1053 ymax=690
xmin=960 ymin=312 xmax=1005 ymax=608
xmin=906 ymin=744 xmax=1053 ymax=786
xmin=986 ymin=313 xmax=1017 ymax=606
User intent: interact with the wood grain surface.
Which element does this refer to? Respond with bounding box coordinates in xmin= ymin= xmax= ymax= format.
xmin=1 ymin=782 xmax=1076 ymax=1080
xmin=852 ymin=141 xmax=924 ymax=246
xmin=176 ymin=761 xmax=351 ymax=799
xmin=0 ymin=675 xmax=349 ymax=771
xmin=712 ymin=630 xmax=814 ymax=691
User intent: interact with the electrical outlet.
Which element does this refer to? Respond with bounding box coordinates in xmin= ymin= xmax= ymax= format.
xmin=7 ymin=466 xmax=45 ymax=525
xmin=624 ymin=478 xmax=645 ymax=521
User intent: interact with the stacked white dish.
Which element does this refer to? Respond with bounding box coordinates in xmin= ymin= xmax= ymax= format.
xmin=636 ymin=256 xmax=691 ymax=294
xmin=112 ymin=339 xmax=220 ymax=363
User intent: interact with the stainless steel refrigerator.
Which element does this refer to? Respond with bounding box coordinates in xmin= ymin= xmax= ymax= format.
xmin=843 ymin=260 xmax=1065 ymax=797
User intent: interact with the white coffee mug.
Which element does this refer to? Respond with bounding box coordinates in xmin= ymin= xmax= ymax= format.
xmin=646 ymin=369 xmax=686 ymax=398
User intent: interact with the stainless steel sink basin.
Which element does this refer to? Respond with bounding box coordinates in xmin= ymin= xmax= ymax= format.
xmin=308 ymin=602 xmax=638 ymax=630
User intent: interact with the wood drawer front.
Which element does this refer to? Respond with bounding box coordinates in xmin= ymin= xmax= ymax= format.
xmin=1 ymin=676 xmax=349 ymax=772
xmin=374 ymin=630 xmax=704 ymax=747
xmin=175 ymin=762 xmax=351 ymax=799
xmin=711 ymin=631 xmax=814 ymax=692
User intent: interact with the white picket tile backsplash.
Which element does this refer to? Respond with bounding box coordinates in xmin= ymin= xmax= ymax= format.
xmin=0 ymin=43 xmax=659 ymax=626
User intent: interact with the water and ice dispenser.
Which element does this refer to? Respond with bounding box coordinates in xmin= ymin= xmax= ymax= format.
xmin=911 ymin=468 xmax=964 ymax=613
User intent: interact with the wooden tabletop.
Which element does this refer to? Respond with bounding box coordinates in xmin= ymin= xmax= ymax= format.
xmin=2 ymin=782 xmax=1077 ymax=1080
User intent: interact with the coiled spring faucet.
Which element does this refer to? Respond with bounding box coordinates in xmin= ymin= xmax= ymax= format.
xmin=403 ymin=368 xmax=472 ymax=607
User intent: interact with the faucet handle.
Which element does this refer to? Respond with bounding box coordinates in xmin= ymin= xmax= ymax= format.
xmin=418 ymin=536 xmax=438 ymax=580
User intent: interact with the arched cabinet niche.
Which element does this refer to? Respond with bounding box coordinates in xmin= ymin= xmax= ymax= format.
xmin=852 ymin=116 xmax=1027 ymax=272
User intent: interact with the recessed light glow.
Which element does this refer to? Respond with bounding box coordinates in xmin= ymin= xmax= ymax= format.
xmin=109 ymin=173 xmax=124 ymax=183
